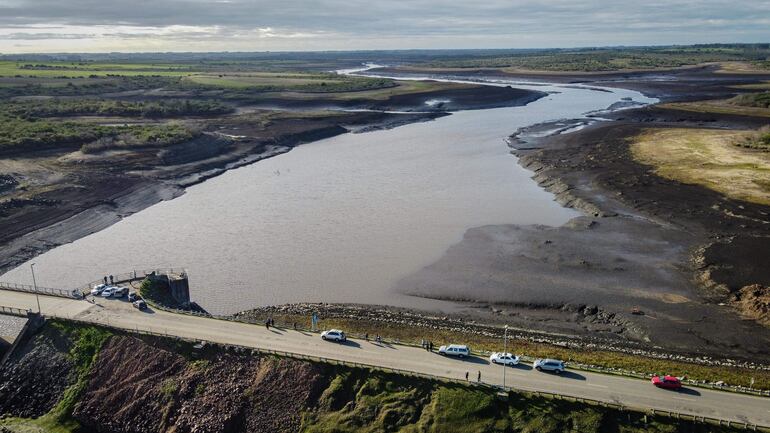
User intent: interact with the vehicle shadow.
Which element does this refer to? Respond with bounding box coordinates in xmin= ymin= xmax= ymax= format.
xmin=509 ymin=363 xmax=533 ymax=371
xmin=340 ymin=340 xmax=361 ymax=348
xmin=556 ymin=370 xmax=586 ymax=380
xmin=678 ymin=387 xmax=701 ymax=396
xmin=446 ymin=355 xmax=489 ymax=365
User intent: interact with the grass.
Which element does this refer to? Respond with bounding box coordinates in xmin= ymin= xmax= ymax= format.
xmin=0 ymin=115 xmax=199 ymax=153
xmin=660 ymin=100 xmax=770 ymax=118
xmin=253 ymin=311 xmax=770 ymax=390
xmin=631 ymin=127 xmax=770 ymax=206
xmin=46 ymin=322 xmax=113 ymax=423
xmin=0 ymin=60 xmax=198 ymax=78
xmin=0 ymin=321 xmax=116 ymax=433
xmin=727 ymin=91 xmax=770 ymax=109
xmin=0 ymin=417 xmax=80 ymax=433
xmin=409 ymin=45 xmax=770 ymax=72
xmin=300 ymin=366 xmax=749 ymax=433
xmin=182 ymin=72 xmax=394 ymax=94
xmin=734 ymin=81 xmax=770 ymax=90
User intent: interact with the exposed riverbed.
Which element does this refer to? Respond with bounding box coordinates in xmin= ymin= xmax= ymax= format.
xmin=0 ymin=80 xmax=654 ymax=315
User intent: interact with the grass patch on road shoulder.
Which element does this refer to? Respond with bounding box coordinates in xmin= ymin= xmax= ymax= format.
xmin=246 ymin=311 xmax=770 ymax=390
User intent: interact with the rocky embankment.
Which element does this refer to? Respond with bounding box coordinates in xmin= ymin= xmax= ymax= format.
xmin=235 ymin=303 xmax=769 ymax=371
xmin=0 ymin=320 xmax=752 ymax=433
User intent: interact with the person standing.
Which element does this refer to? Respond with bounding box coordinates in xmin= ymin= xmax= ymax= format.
xmin=477 ymin=371 xmax=481 ymax=383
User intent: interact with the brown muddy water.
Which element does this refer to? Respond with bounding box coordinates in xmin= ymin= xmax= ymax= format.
xmin=1 ymin=82 xmax=654 ymax=314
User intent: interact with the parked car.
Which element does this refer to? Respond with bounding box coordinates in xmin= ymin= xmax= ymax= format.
xmin=651 ymin=375 xmax=682 ymax=390
xmin=133 ymin=300 xmax=147 ymax=310
xmin=100 ymin=287 xmax=116 ymax=297
xmin=533 ymin=359 xmax=565 ymax=374
xmin=490 ymin=352 xmax=520 ymax=366
xmin=438 ymin=344 xmax=470 ymax=358
xmin=128 ymin=292 xmax=141 ymax=302
xmin=113 ymin=287 xmax=129 ymax=298
xmin=90 ymin=284 xmax=107 ymax=296
xmin=321 ymin=329 xmax=346 ymax=342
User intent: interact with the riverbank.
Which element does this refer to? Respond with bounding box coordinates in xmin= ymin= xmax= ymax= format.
xmin=385 ymin=66 xmax=770 ymax=359
xmin=0 ymin=81 xmax=545 ymax=277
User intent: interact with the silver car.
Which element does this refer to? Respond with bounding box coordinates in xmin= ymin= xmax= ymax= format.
xmin=533 ymin=358 xmax=565 ymax=374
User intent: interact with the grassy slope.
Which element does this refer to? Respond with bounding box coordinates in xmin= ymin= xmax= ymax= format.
xmin=0 ymin=321 xmax=112 ymax=433
xmin=631 ymin=128 xmax=770 ymax=206
xmin=301 ymin=368 xmax=745 ymax=433
xmin=0 ymin=322 xmax=758 ymax=433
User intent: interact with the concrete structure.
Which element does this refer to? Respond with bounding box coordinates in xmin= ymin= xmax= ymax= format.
xmin=146 ymin=270 xmax=190 ymax=305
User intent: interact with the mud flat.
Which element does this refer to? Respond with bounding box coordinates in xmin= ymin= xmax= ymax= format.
xmin=392 ymin=67 xmax=770 ymax=360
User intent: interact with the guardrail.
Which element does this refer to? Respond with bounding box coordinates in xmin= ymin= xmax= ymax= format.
xmin=42 ymin=314 xmax=770 ymax=432
xmin=138 ymin=301 xmax=770 ymax=398
xmin=73 ymin=267 xmax=770 ymax=398
xmin=0 ymin=281 xmax=80 ymax=299
xmin=78 ymin=268 xmax=187 ymax=294
xmin=0 ymin=305 xmax=32 ymax=317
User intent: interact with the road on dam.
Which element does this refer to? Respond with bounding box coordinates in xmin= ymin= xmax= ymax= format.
xmin=1 ymin=289 xmax=769 ymax=428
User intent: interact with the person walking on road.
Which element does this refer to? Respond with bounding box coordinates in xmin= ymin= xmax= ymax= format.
xmin=265 ymin=319 xmax=270 ymax=330
xmin=465 ymin=371 xmax=469 ymax=381
xmin=477 ymin=370 xmax=481 ymax=383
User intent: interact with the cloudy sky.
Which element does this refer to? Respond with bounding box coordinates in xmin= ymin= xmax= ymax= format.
xmin=0 ymin=0 xmax=769 ymax=53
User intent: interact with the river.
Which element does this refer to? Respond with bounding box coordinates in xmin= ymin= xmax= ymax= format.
xmin=0 ymin=77 xmax=655 ymax=315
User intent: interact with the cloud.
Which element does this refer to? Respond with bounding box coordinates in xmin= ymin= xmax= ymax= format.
xmin=0 ymin=0 xmax=768 ymax=52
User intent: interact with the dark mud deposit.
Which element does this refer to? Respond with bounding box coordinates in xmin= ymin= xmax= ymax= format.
xmin=393 ymin=67 xmax=770 ymax=360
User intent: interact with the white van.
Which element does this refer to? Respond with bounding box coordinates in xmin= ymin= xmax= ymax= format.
xmin=438 ymin=344 xmax=470 ymax=358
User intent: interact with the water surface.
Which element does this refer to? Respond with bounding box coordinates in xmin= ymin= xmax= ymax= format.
xmin=1 ymin=82 xmax=654 ymax=314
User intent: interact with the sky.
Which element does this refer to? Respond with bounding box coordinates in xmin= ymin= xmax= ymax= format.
xmin=0 ymin=0 xmax=769 ymax=53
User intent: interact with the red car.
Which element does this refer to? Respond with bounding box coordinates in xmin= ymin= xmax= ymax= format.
xmin=651 ymin=375 xmax=682 ymax=390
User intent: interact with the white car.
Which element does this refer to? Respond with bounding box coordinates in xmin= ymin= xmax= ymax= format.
xmin=490 ymin=352 xmax=520 ymax=366
xmin=438 ymin=344 xmax=470 ymax=358
xmin=113 ymin=287 xmax=129 ymax=298
xmin=100 ymin=287 xmax=117 ymax=297
xmin=321 ymin=329 xmax=346 ymax=342
xmin=90 ymin=284 xmax=107 ymax=296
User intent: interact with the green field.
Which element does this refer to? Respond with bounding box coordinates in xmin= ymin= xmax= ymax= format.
xmin=406 ymin=45 xmax=770 ymax=72
xmin=0 ymin=61 xmax=198 ymax=78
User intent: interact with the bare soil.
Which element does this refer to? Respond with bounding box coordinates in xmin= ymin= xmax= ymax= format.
xmin=388 ymin=67 xmax=770 ymax=360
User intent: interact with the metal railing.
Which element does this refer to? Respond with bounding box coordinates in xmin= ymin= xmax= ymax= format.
xmin=41 ymin=314 xmax=770 ymax=432
xmin=78 ymin=268 xmax=187 ymax=294
xmin=0 ymin=305 xmax=31 ymax=317
xmin=140 ymin=301 xmax=770 ymax=398
xmin=0 ymin=281 xmax=80 ymax=299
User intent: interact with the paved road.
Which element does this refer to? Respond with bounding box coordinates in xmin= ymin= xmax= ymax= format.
xmin=2 ymin=290 xmax=769 ymax=427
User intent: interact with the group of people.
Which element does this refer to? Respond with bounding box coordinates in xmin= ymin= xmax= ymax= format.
xmin=264 ymin=317 xmax=276 ymax=329
xmin=420 ymin=339 xmax=434 ymax=352
xmin=465 ymin=371 xmax=481 ymax=382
